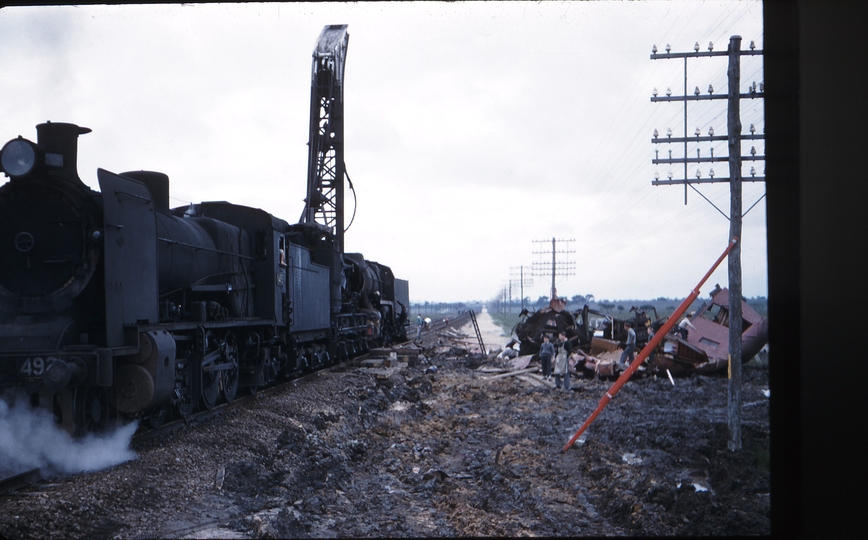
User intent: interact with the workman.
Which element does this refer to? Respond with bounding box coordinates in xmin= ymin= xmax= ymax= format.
xmin=646 ymin=323 xmax=658 ymax=364
xmin=678 ymin=312 xmax=697 ymax=339
xmin=416 ymin=314 xmax=423 ymax=339
xmin=552 ymin=331 xmax=572 ymax=391
xmin=538 ymin=333 xmax=554 ymax=379
xmin=619 ymin=321 xmax=636 ymax=369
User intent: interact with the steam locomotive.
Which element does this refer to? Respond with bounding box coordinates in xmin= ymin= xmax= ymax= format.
xmin=0 ymin=121 xmax=409 ymax=436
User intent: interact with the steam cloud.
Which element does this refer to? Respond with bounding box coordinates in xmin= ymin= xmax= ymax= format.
xmin=0 ymin=396 xmax=138 ymax=478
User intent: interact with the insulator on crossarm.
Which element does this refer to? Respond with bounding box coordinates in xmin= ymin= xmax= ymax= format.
xmin=694 ymin=86 xmax=701 ymax=96
xmin=652 ymin=44 xmax=658 ymax=53
xmin=666 ymin=87 xmax=672 ymax=97
xmin=696 ymin=169 xmax=701 ymax=179
xmin=653 ymin=128 xmax=659 ymax=138
xmin=708 ymin=84 xmax=714 ymax=94
xmin=708 ymin=126 xmax=715 ymax=137
xmin=666 ymin=127 xmax=672 ymax=137
xmin=750 ymin=41 xmax=756 ymax=50
xmin=708 ymin=41 xmax=714 ymax=51
xmin=694 ymin=42 xmax=700 ymax=52
xmin=750 ymin=166 xmax=756 ymax=177
xmin=750 ymin=124 xmax=756 ymax=134
xmin=653 ymin=87 xmax=658 ymax=97
xmin=710 ymin=168 xmax=715 ymax=178
xmin=668 ymin=171 xmax=673 ymax=180
xmin=695 ymin=127 xmax=701 ymax=137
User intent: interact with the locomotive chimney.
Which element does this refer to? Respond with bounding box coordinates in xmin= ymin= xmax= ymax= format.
xmin=35 ymin=121 xmax=91 ymax=181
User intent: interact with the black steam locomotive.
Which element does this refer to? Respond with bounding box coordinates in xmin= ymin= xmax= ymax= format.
xmin=0 ymin=120 xmax=408 ymax=436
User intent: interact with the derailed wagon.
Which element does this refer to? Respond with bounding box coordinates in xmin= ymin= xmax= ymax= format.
xmin=646 ymin=287 xmax=768 ymax=376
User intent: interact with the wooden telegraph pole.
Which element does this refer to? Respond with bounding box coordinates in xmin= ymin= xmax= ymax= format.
xmin=510 ymin=265 xmax=534 ymax=312
xmin=532 ymin=238 xmax=575 ymax=301
xmin=650 ymin=36 xmax=764 ymax=451
xmin=726 ymin=36 xmax=744 ymax=451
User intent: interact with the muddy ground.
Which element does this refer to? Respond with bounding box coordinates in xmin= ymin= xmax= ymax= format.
xmin=0 ymin=316 xmax=770 ymax=538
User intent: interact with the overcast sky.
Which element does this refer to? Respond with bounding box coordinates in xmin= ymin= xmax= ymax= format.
xmin=0 ymin=1 xmax=765 ymax=303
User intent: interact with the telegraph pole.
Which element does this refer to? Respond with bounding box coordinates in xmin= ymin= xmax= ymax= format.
xmin=726 ymin=37 xmax=745 ymax=451
xmin=532 ymin=238 xmax=575 ymax=300
xmin=650 ymin=36 xmax=764 ymax=451
xmin=510 ymin=265 xmax=534 ymax=312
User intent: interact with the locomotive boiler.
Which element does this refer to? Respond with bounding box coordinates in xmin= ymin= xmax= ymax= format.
xmin=0 ymin=26 xmax=408 ymax=436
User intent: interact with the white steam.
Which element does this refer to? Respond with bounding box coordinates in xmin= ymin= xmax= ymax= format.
xmin=0 ymin=397 xmax=138 ymax=477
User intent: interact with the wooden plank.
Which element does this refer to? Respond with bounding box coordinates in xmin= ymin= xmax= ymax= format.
xmin=482 ymin=367 xmax=538 ymax=381
xmin=516 ymin=375 xmax=548 ymax=388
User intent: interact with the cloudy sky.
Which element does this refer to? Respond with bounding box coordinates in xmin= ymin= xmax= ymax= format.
xmin=0 ymin=1 xmax=765 ymax=303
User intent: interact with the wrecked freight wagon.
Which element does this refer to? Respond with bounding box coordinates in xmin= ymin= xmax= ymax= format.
xmin=513 ymin=288 xmax=767 ymax=378
xmin=512 ymin=299 xmax=658 ymax=379
xmin=513 ymin=300 xmax=594 ymax=356
xmin=646 ymin=287 xmax=769 ymax=376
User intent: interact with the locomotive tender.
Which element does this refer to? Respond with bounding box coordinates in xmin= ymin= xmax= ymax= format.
xmin=0 ymin=25 xmax=408 ymax=436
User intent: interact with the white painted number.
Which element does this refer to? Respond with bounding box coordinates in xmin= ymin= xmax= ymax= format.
xmin=19 ymin=357 xmax=45 ymax=377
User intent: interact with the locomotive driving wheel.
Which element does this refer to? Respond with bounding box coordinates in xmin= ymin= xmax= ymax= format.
xmin=75 ymin=385 xmax=111 ymax=435
xmin=199 ymin=332 xmax=221 ymax=410
xmin=200 ymin=364 xmax=220 ymax=410
xmin=220 ymin=332 xmax=239 ymax=403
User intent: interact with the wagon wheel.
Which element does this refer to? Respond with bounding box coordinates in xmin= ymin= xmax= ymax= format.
xmin=220 ymin=332 xmax=239 ymax=403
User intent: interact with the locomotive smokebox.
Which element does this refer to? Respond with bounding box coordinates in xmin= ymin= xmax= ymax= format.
xmin=35 ymin=122 xmax=91 ymax=181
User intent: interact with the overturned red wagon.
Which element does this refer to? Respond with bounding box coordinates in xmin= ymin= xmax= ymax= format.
xmin=648 ymin=287 xmax=768 ymax=376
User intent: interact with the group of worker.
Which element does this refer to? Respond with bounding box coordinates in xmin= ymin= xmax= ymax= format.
xmin=537 ymin=331 xmax=573 ymax=391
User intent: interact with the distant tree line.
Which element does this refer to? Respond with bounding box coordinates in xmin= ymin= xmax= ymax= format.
xmin=410 ymin=301 xmax=480 ymax=320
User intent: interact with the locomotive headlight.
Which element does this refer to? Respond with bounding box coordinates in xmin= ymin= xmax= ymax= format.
xmin=1 ymin=138 xmax=38 ymax=178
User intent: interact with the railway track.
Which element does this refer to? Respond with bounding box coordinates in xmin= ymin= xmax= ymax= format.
xmin=0 ymin=468 xmax=42 ymax=496
xmin=1 ymin=317 xmax=471 ymax=495
xmin=0 ymin=351 xmax=370 ymax=495
xmin=131 ymin=358 xmax=356 ymax=447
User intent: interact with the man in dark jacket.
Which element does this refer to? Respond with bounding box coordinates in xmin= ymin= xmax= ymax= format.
xmin=538 ymin=333 xmax=554 ymax=379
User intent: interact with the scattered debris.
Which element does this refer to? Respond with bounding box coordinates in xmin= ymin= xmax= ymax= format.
xmin=513 ymin=287 xmax=767 ymax=379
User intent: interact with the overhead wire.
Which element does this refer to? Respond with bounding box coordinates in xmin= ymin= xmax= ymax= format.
xmin=518 ymin=2 xmax=765 ymax=298
xmin=591 ymin=12 xmax=764 ymax=219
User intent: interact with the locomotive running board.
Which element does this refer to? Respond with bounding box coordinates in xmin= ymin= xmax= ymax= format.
xmin=98 ymin=169 xmax=158 ymax=348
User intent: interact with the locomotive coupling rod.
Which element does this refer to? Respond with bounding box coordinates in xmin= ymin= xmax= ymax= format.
xmin=561 ymin=237 xmax=738 ymax=453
